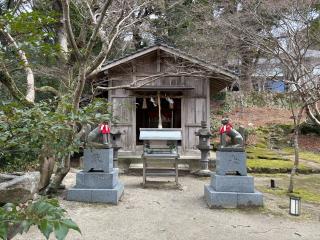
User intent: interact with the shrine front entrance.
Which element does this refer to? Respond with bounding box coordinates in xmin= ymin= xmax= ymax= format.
xmin=135 ymin=94 xmax=181 ymax=145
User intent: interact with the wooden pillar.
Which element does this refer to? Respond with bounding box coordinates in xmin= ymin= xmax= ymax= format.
xmin=157 ymin=91 xmax=162 ymax=129
xmin=156 ymin=49 xmax=161 ymax=73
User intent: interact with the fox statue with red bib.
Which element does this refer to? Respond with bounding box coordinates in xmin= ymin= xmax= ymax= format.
xmin=219 ymin=117 xmax=243 ymax=149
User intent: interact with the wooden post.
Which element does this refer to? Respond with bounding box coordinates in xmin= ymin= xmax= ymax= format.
xmin=143 ymin=157 xmax=146 ymax=186
xmin=175 ymin=157 xmax=178 ymax=185
xmin=158 ymin=91 xmax=162 ymax=129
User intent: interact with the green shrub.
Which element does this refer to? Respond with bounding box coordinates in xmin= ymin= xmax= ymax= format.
xmin=0 ymin=198 xmax=80 ymax=240
xmin=300 ymin=122 xmax=320 ymax=135
xmin=276 ymin=124 xmax=293 ymax=134
xmin=0 ymin=99 xmax=113 ymax=172
xmin=212 ymin=91 xmax=227 ymax=101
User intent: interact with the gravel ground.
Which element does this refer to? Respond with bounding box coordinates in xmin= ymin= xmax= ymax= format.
xmin=15 ymin=171 xmax=320 ymax=240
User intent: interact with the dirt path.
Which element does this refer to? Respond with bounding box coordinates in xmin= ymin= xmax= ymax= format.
xmin=291 ymin=156 xmax=320 ymax=170
xmin=299 ymin=158 xmax=320 ymax=170
xmin=272 ymin=149 xmax=320 ymax=172
xmin=16 ymin=172 xmax=320 ymax=240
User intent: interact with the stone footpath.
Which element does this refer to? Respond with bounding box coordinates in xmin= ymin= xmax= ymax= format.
xmin=15 ymin=173 xmax=320 ymax=240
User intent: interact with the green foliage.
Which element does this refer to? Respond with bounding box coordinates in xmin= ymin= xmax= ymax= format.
xmin=300 ymin=122 xmax=320 ymax=135
xmin=150 ymin=0 xmax=209 ymax=43
xmin=212 ymin=91 xmax=227 ymax=101
xmin=210 ymin=113 xmax=221 ymax=134
xmin=0 ymin=198 xmax=80 ymax=240
xmin=212 ymin=92 xmax=297 ymax=116
xmin=1 ymin=9 xmax=59 ymax=57
xmin=0 ymin=5 xmax=61 ymax=103
xmin=0 ymin=99 xmax=113 ymax=172
xmin=275 ymin=124 xmax=293 ymax=134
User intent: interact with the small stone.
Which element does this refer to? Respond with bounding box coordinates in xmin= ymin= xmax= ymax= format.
xmin=294 ymin=232 xmax=302 ymax=237
xmin=0 ymin=172 xmax=40 ymax=204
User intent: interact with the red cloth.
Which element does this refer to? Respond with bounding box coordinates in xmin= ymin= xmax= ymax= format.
xmin=219 ymin=123 xmax=233 ymax=134
xmin=99 ymin=124 xmax=110 ymax=134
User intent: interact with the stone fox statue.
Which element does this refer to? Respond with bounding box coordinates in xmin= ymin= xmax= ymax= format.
xmin=219 ymin=117 xmax=243 ymax=148
xmin=81 ymin=123 xmax=111 ymax=148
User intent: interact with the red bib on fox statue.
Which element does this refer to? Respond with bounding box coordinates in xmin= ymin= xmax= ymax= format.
xmin=99 ymin=122 xmax=110 ymax=145
xmin=219 ymin=122 xmax=233 ymax=134
xmin=219 ymin=117 xmax=244 ymax=149
xmin=99 ymin=123 xmax=110 ymax=134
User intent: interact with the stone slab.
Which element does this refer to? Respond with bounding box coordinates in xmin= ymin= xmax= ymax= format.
xmin=204 ymin=185 xmax=237 ymax=208
xmin=217 ymin=147 xmax=245 ymax=152
xmin=0 ymin=172 xmax=40 ymax=204
xmin=237 ymin=191 xmax=264 ymax=207
xmin=210 ymin=175 xmax=254 ymax=193
xmin=204 ymin=185 xmax=263 ymax=208
xmin=216 ymin=151 xmax=247 ymax=176
xmin=83 ymin=148 xmax=113 ymax=172
xmin=75 ymin=170 xmax=118 ymax=189
xmin=92 ymin=183 xmax=124 ymax=204
xmin=67 ymin=182 xmax=124 ymax=204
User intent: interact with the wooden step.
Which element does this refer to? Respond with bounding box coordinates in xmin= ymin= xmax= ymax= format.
xmin=129 ymin=163 xmax=189 ymax=173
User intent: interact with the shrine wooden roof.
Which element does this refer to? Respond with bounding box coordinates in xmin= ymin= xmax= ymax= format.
xmin=98 ymin=43 xmax=238 ymax=82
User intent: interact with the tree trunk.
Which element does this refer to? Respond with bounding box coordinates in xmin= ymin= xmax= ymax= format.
xmin=53 ymin=0 xmax=68 ymax=62
xmin=0 ymin=67 xmax=30 ymax=105
xmin=2 ymin=31 xmax=35 ymax=102
xmin=38 ymin=153 xmax=55 ymax=192
xmin=45 ymin=154 xmax=71 ymax=194
xmin=132 ymin=25 xmax=143 ymax=50
xmin=288 ymin=106 xmax=303 ymax=193
xmin=288 ymin=125 xmax=299 ymax=193
xmin=239 ymin=38 xmax=254 ymax=91
xmin=73 ymin=65 xmax=87 ymax=109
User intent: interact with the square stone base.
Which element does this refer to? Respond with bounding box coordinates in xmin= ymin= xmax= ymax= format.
xmin=210 ymin=175 xmax=254 ymax=193
xmin=67 ymin=182 xmax=124 ymax=204
xmin=75 ymin=170 xmax=118 ymax=189
xmin=83 ymin=148 xmax=113 ymax=172
xmin=204 ymin=185 xmax=263 ymax=208
xmin=216 ymin=151 xmax=247 ymax=176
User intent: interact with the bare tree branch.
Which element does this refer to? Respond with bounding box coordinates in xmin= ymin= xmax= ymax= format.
xmin=85 ymin=0 xmax=113 ymax=58
xmin=86 ymin=1 xmax=149 ymax=77
xmin=0 ymin=63 xmax=32 ymax=106
xmin=61 ymin=0 xmax=82 ymax=61
xmin=35 ymin=86 xmax=60 ymax=97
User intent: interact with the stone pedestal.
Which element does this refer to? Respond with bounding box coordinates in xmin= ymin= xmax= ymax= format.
xmin=204 ymin=150 xmax=263 ymax=208
xmin=83 ymin=148 xmax=113 ymax=172
xmin=67 ymin=148 xmax=124 ymax=204
xmin=216 ymin=150 xmax=247 ymax=176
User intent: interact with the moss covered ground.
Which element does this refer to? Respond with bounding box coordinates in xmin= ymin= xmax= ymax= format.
xmin=256 ymin=174 xmax=320 ymax=204
xmin=247 ymin=159 xmax=312 ymax=173
xmin=282 ymin=147 xmax=320 ymax=164
xmin=246 ymin=146 xmax=313 ymax=173
xmin=213 ymin=124 xmax=320 ymax=173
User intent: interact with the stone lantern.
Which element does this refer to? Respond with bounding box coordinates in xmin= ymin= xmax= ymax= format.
xmin=195 ymin=121 xmax=212 ymax=176
xmin=110 ymin=129 xmax=122 ymax=168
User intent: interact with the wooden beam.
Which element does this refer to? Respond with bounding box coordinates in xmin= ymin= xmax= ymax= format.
xmin=157 ymin=91 xmax=162 ymax=129
xmin=97 ymin=44 xmax=237 ymax=82
xmin=158 ymin=46 xmax=237 ymax=81
xmin=100 ymin=46 xmax=159 ymax=71
xmin=157 ymin=49 xmax=161 ymax=73
xmin=206 ymin=78 xmax=210 ymax=127
xmin=132 ymin=60 xmax=136 ymax=87
xmin=134 ymin=94 xmax=183 ymax=98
